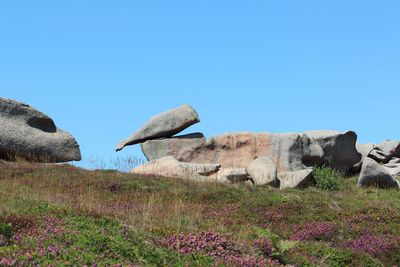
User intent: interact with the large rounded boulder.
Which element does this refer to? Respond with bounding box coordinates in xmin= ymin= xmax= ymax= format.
xmin=305 ymin=130 xmax=361 ymax=174
xmin=0 ymin=97 xmax=81 ymax=162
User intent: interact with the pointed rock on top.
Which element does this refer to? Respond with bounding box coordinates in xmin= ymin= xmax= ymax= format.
xmin=116 ymin=104 xmax=200 ymax=151
xmin=0 ymin=97 xmax=81 ymax=162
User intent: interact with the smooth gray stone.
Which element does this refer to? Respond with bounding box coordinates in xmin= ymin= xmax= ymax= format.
xmin=383 ymin=158 xmax=400 ymax=176
xmin=357 ymin=157 xmax=400 ymax=188
xmin=369 ymin=140 xmax=400 ymax=164
xmin=387 ymin=157 xmax=400 ymax=166
xmin=0 ymin=97 xmax=81 ymax=163
xmin=116 ymin=104 xmax=200 ymax=151
xmin=247 ymin=157 xmax=277 ymax=186
xmin=304 ymin=130 xmax=361 ymax=174
xmin=351 ymin=143 xmax=375 ymax=172
xmin=278 ymin=169 xmax=313 ymax=189
xmin=141 ymin=133 xmax=206 ymax=161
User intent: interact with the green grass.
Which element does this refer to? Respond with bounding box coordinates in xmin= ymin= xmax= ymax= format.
xmin=0 ymin=161 xmax=399 ymax=266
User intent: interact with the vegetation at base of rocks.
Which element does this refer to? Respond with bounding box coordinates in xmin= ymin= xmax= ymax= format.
xmin=312 ymin=167 xmax=341 ymax=191
xmin=0 ymin=160 xmax=399 ymax=266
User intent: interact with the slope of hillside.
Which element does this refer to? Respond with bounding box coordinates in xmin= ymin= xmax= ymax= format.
xmin=0 ymin=161 xmax=399 ymax=266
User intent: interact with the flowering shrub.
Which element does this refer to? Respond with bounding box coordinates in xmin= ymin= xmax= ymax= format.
xmin=345 ymin=234 xmax=400 ymax=256
xmin=254 ymin=238 xmax=273 ymax=256
xmin=164 ymin=231 xmax=280 ymax=266
xmin=290 ymin=222 xmax=337 ymax=241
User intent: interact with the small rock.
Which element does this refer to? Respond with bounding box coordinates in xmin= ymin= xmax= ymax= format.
xmin=247 ymin=157 xmax=277 ymax=186
xmin=278 ymin=169 xmax=313 ymax=189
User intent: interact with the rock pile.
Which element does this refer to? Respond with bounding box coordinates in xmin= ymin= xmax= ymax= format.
xmin=0 ymin=97 xmax=81 ymax=163
xmin=116 ymin=104 xmax=399 ymax=189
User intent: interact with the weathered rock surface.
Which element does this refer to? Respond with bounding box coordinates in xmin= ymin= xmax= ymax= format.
xmin=383 ymin=157 xmax=400 ymax=177
xmin=369 ymin=140 xmax=400 ymax=164
xmin=130 ymin=156 xmax=221 ymax=180
xmin=247 ymin=157 xmax=277 ymax=186
xmin=209 ymin=167 xmax=250 ymax=183
xmin=351 ymin=143 xmax=375 ymax=172
xmin=141 ymin=133 xmax=206 ymax=161
xmin=142 ymin=132 xmax=324 ymax=172
xmin=357 ymin=158 xmax=400 ymax=188
xmin=368 ymin=149 xmax=388 ymax=163
xmin=305 ymin=130 xmax=361 ymax=173
xmin=278 ymin=169 xmax=313 ymax=190
xmin=116 ymin=104 xmax=200 ymax=151
xmin=0 ymin=97 xmax=81 ymax=162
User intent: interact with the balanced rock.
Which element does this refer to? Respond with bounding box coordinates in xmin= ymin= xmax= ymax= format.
xmin=278 ymin=169 xmax=313 ymax=190
xmin=247 ymin=157 xmax=277 ymax=186
xmin=116 ymin=104 xmax=200 ymax=151
xmin=142 ymin=132 xmax=324 ymax=172
xmin=0 ymin=97 xmax=81 ymax=162
xmin=130 ymin=156 xmax=221 ymax=180
xmin=305 ymin=130 xmax=361 ymax=174
xmin=357 ymin=157 xmax=400 ymax=188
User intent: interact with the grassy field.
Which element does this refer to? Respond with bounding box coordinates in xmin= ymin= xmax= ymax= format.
xmin=0 ymin=161 xmax=399 ymax=266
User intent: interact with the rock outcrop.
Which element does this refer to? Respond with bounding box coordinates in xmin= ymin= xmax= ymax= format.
xmin=305 ymin=130 xmax=361 ymax=174
xmin=142 ymin=132 xmax=324 ymax=172
xmin=0 ymin=97 xmax=81 ymax=163
xmin=116 ymin=105 xmax=200 ymax=151
xmin=357 ymin=157 xmax=400 ymax=188
xmin=119 ymin=104 xmax=400 ymax=190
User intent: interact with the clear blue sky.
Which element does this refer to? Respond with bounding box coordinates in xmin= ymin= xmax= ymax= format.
xmin=1 ymin=1 xmax=399 ymax=168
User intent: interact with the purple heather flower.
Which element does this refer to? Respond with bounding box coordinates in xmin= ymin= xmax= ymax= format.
xmin=290 ymin=222 xmax=337 ymax=241
xmin=345 ymin=234 xmax=400 ymax=256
